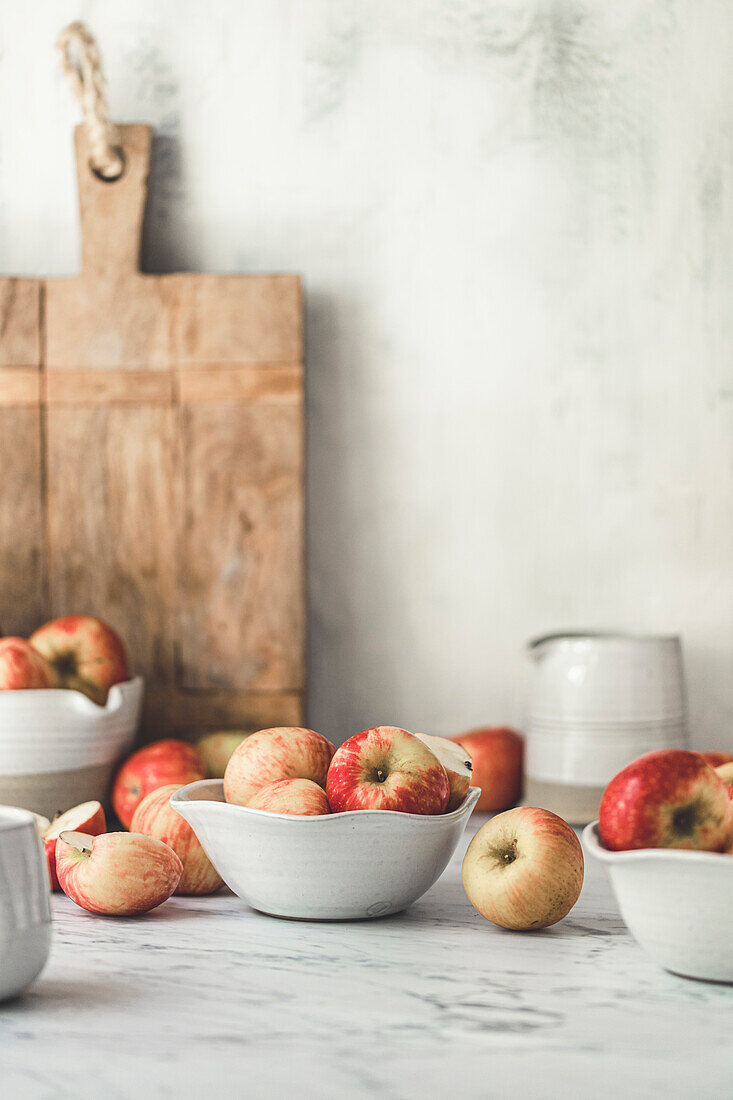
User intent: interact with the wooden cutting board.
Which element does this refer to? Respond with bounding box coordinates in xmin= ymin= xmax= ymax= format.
xmin=0 ymin=125 xmax=304 ymax=740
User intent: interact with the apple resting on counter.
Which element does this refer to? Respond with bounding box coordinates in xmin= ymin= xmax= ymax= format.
xmin=196 ymin=731 xmax=251 ymax=778
xmin=56 ymin=831 xmax=183 ymax=916
xmin=452 ymin=727 xmax=523 ymax=813
xmin=246 ymin=778 xmax=331 ymax=816
xmin=29 ymin=614 xmax=128 ymax=705
xmin=113 ymin=739 xmax=206 ymax=829
xmin=0 ymin=637 xmax=53 ymax=690
xmin=131 ymin=784 xmax=223 ymax=895
xmin=223 ymin=727 xmax=335 ymax=807
xmin=462 ymin=807 xmax=584 ymax=930
xmin=326 ymin=727 xmax=450 ymax=815
xmin=43 ymin=801 xmax=106 ymax=891
xmin=599 ymin=749 xmax=732 ymax=852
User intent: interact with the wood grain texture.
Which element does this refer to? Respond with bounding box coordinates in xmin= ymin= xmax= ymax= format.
xmin=0 ymin=280 xmax=40 ymax=367
xmin=3 ymin=123 xmax=304 ymax=739
xmin=0 ymin=408 xmax=45 ymax=635
xmin=178 ymin=403 xmax=304 ymax=692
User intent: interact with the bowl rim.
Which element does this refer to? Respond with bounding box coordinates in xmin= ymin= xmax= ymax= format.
xmin=583 ymin=820 xmax=733 ymax=866
xmin=0 ymin=675 xmax=143 ymax=711
xmin=170 ymin=778 xmax=481 ymax=823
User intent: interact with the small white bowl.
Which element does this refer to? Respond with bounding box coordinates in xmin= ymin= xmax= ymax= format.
xmin=0 ymin=677 xmax=144 ymax=818
xmin=171 ymin=780 xmax=480 ymax=920
xmin=583 ymin=821 xmax=733 ymax=982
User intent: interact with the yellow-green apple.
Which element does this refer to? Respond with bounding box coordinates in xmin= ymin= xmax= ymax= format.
xmin=29 ymin=615 xmax=128 ymax=704
xmin=132 ymin=784 xmax=223 ymax=895
xmin=700 ymin=751 xmax=733 ymax=768
xmin=326 ymin=727 xmax=450 ymax=814
xmin=599 ymin=749 xmax=732 ymax=851
xmin=112 ymin=739 xmax=206 ymax=829
xmin=44 ymin=801 xmax=106 ymax=891
xmin=246 ymin=778 xmax=331 ymax=815
xmin=414 ymin=733 xmax=472 ymax=811
xmin=196 ymin=731 xmax=251 ymax=778
xmin=462 ymin=807 xmax=584 ymax=930
xmin=452 ymin=727 xmax=523 ymax=812
xmin=0 ymin=637 xmax=53 ymax=689
xmin=56 ymin=830 xmax=182 ymax=916
xmin=223 ymin=727 xmax=335 ymax=807
xmin=715 ymin=763 xmax=733 ymax=797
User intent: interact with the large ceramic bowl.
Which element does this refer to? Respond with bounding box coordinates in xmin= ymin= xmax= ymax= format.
xmin=0 ymin=677 xmax=144 ymax=818
xmin=583 ymin=821 xmax=733 ymax=982
xmin=171 ymin=780 xmax=480 ymax=920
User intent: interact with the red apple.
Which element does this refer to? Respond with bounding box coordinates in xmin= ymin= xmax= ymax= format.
xmin=599 ymin=749 xmax=732 ymax=852
xmin=196 ymin=731 xmax=251 ymax=778
xmin=44 ymin=801 xmax=106 ymax=891
xmin=326 ymin=727 xmax=450 ymax=815
xmin=414 ymin=733 xmax=473 ymax=811
xmin=246 ymin=778 xmax=331 ymax=816
xmin=462 ymin=807 xmax=584 ymax=930
xmin=223 ymin=727 xmax=335 ymax=807
xmin=132 ymin=784 xmax=223 ymax=895
xmin=452 ymin=727 xmax=523 ymax=812
xmin=112 ymin=739 xmax=206 ymax=829
xmin=56 ymin=830 xmax=182 ymax=916
xmin=30 ymin=615 xmax=128 ymax=705
xmin=699 ymin=751 xmax=733 ymax=768
xmin=0 ymin=637 xmax=53 ymax=689
xmin=715 ymin=763 xmax=733 ymax=798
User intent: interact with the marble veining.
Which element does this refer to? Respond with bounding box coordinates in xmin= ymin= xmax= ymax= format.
xmin=1 ymin=817 xmax=730 ymax=1099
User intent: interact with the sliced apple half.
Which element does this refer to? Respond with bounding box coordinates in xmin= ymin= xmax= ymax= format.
xmin=414 ymin=733 xmax=473 ymax=811
xmin=44 ymin=801 xmax=106 ymax=891
xmin=56 ymin=829 xmax=183 ymax=916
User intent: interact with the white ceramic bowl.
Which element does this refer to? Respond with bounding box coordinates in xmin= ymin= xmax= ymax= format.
xmin=0 ymin=806 xmax=52 ymax=1001
xmin=583 ymin=821 xmax=733 ymax=982
xmin=171 ymin=780 xmax=480 ymax=920
xmin=0 ymin=677 xmax=144 ymax=818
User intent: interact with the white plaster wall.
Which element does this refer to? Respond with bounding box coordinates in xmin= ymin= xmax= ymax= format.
xmin=1 ymin=1 xmax=731 ymax=748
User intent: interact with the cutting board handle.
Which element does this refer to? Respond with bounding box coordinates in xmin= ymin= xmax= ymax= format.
xmin=75 ymin=123 xmax=151 ymax=280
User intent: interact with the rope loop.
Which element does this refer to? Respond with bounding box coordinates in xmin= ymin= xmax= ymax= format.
xmin=57 ymin=21 xmax=125 ymax=181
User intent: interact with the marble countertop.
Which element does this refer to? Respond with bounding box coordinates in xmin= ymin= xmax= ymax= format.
xmin=2 ymin=816 xmax=730 ymax=1100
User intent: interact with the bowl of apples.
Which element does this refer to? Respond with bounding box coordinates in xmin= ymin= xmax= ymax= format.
xmin=172 ymin=725 xmax=480 ymax=920
xmin=0 ymin=616 xmax=142 ymax=818
xmin=583 ymin=748 xmax=733 ymax=982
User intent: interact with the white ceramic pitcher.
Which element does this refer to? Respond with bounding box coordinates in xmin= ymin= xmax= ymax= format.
xmin=0 ymin=807 xmax=52 ymax=1000
xmin=525 ymin=633 xmax=688 ymax=823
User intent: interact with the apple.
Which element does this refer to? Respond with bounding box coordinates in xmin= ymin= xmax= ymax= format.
xmin=452 ymin=727 xmax=523 ymax=812
xmin=0 ymin=637 xmax=53 ymax=689
xmin=112 ymin=739 xmax=206 ymax=829
xmin=29 ymin=614 xmax=128 ymax=705
xmin=132 ymin=784 xmax=223 ymax=895
xmin=414 ymin=733 xmax=472 ymax=811
xmin=699 ymin=751 xmax=733 ymax=768
xmin=715 ymin=763 xmax=733 ymax=797
xmin=44 ymin=801 xmax=106 ymax=891
xmin=599 ymin=749 xmax=732 ymax=852
xmin=462 ymin=807 xmax=584 ymax=930
xmin=326 ymin=726 xmax=450 ymax=815
xmin=223 ymin=727 xmax=335 ymax=807
xmin=196 ymin=731 xmax=251 ymax=779
xmin=246 ymin=778 xmax=331 ymax=816
xmin=56 ymin=830 xmax=182 ymax=916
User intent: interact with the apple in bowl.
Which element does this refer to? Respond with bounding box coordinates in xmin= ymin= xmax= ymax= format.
xmin=326 ymin=727 xmax=450 ymax=815
xmin=599 ymin=749 xmax=732 ymax=852
xmin=29 ymin=615 xmax=128 ymax=705
xmin=246 ymin=778 xmax=331 ymax=816
xmin=224 ymin=727 xmax=335 ymax=807
xmin=0 ymin=637 xmax=53 ymax=690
